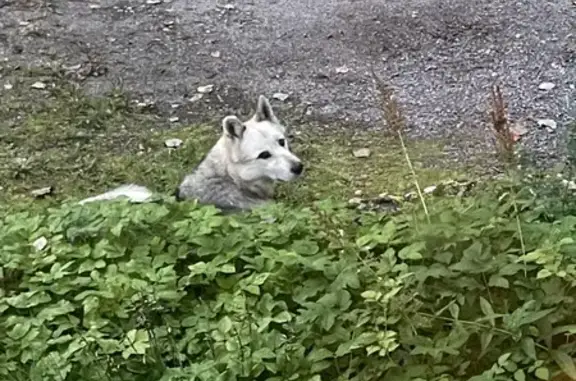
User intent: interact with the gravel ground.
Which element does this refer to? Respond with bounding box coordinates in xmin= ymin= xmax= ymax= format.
xmin=0 ymin=0 xmax=574 ymax=167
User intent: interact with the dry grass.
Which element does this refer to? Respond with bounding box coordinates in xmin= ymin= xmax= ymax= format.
xmin=489 ymin=84 xmax=516 ymax=166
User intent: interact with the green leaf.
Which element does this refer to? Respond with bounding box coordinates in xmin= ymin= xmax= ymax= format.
xmin=307 ymin=348 xmax=333 ymax=362
xmin=111 ymin=222 xmax=123 ymax=237
xmin=272 ymin=311 xmax=292 ymax=323
xmin=488 ymin=275 xmax=509 ymax=288
xmin=361 ymin=290 xmax=382 ymax=301
xmin=479 ymin=297 xmax=496 ymax=327
xmin=514 ymin=369 xmax=526 ymax=381
xmin=220 ymin=264 xmax=236 ymax=273
xmin=534 ymin=367 xmax=549 ymax=380
xmin=7 ymin=322 xmax=31 ymax=340
xmin=218 ymin=316 xmax=233 ymax=333
xmin=551 ymin=350 xmax=576 ymax=380
xmin=398 ymin=242 xmax=424 ymax=260
xmin=537 ymin=269 xmax=552 ymax=279
xmin=479 ymin=332 xmax=493 ymax=359
xmin=253 ymin=348 xmax=275 ymax=359
xmin=521 ymin=337 xmax=537 ymax=360
xmin=122 ymin=329 xmax=150 ymax=359
xmin=291 ymin=240 xmax=320 ymax=255
xmin=37 ymin=300 xmax=75 ymax=321
xmin=498 ymin=353 xmax=511 ymax=366
xmin=244 ymin=285 xmax=260 ymax=295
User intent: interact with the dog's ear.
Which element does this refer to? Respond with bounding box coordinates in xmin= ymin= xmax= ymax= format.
xmin=222 ymin=116 xmax=246 ymax=139
xmin=254 ymin=95 xmax=278 ymax=123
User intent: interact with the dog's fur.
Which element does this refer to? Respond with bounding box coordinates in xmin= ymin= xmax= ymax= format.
xmin=79 ymin=95 xmax=303 ymax=212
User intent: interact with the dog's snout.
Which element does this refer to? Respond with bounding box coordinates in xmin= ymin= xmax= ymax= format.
xmin=291 ymin=162 xmax=304 ymax=175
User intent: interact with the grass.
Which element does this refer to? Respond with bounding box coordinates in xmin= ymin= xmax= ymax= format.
xmin=1 ymin=64 xmax=475 ymax=211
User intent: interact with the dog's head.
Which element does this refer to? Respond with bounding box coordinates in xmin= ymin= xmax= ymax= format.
xmin=222 ymin=95 xmax=303 ymax=183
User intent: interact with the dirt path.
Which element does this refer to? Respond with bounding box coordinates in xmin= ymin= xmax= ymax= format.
xmin=1 ymin=0 xmax=575 ymax=166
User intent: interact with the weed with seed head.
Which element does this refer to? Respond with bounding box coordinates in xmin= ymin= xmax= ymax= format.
xmin=371 ymin=70 xmax=430 ymax=222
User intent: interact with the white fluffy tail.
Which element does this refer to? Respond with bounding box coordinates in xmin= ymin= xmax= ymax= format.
xmin=78 ymin=184 xmax=154 ymax=205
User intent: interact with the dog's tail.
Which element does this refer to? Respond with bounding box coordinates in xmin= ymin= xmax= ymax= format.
xmin=78 ymin=184 xmax=154 ymax=205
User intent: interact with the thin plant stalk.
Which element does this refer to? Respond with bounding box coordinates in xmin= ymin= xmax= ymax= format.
xmin=371 ymin=69 xmax=430 ymax=222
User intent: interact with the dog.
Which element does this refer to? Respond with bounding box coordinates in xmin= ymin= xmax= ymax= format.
xmin=79 ymin=95 xmax=304 ymax=212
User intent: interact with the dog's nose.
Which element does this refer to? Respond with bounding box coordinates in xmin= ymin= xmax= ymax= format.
xmin=291 ymin=162 xmax=304 ymax=175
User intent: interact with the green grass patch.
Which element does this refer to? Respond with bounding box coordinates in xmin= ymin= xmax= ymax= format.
xmin=1 ymin=65 xmax=469 ymax=210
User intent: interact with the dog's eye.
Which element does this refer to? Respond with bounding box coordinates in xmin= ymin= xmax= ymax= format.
xmin=257 ymin=151 xmax=272 ymax=159
xmin=278 ymin=139 xmax=286 ymax=147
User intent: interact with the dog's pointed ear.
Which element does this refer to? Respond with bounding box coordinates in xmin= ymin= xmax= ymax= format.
xmin=222 ymin=116 xmax=246 ymax=139
xmin=254 ymin=95 xmax=278 ymax=123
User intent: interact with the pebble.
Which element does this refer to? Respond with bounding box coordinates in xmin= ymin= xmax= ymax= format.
xmin=197 ymin=84 xmax=214 ymax=94
xmin=165 ymin=138 xmax=183 ymax=148
xmin=537 ymin=119 xmax=557 ymax=130
xmin=538 ymin=82 xmax=555 ymax=91
xmin=169 ymin=116 xmax=179 ymax=123
xmin=31 ymin=186 xmax=53 ymax=198
xmin=423 ymin=185 xmax=437 ymax=194
xmin=272 ymin=92 xmax=290 ymax=102
xmin=561 ymin=179 xmax=576 ymax=190
xmin=188 ymin=94 xmax=204 ymax=102
xmin=31 ymin=81 xmax=47 ymax=89
xmin=353 ymin=148 xmax=371 ymax=158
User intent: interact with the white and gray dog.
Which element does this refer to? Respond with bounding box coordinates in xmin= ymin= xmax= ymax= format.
xmin=79 ymin=95 xmax=304 ymax=212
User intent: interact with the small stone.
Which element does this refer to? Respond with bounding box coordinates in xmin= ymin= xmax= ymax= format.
xmin=222 ymin=4 xmax=235 ymax=10
xmin=32 ymin=236 xmax=48 ymax=251
xmin=510 ymin=121 xmax=528 ymax=141
xmin=31 ymin=81 xmax=46 ymax=89
xmin=335 ymin=65 xmax=350 ymax=74
xmin=423 ymin=185 xmax=437 ymax=194
xmin=348 ymin=197 xmax=363 ymax=205
xmin=404 ymin=191 xmax=416 ymax=201
xmin=169 ymin=116 xmax=179 ymax=123
xmin=354 ymin=189 xmax=363 ymax=196
xmin=537 ymin=119 xmax=557 ymax=130
xmin=63 ymin=63 xmax=82 ymax=71
xmin=197 ymin=84 xmax=214 ymax=94
xmin=188 ymin=94 xmax=204 ymax=102
xmin=561 ymin=179 xmax=576 ymax=190
xmin=89 ymin=4 xmax=101 ymax=9
xmin=210 ymin=51 xmax=221 ymax=58
xmin=4 ymin=82 xmax=13 ymax=90
xmin=353 ymin=148 xmax=371 ymax=158
xmin=146 ymin=0 xmax=162 ymax=4
xmin=31 ymin=186 xmax=53 ymax=198
xmin=272 ymin=92 xmax=290 ymax=102
xmin=165 ymin=138 xmax=183 ymax=148
xmin=538 ymin=82 xmax=555 ymax=91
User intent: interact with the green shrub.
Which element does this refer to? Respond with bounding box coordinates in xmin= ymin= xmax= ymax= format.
xmin=2 ymin=184 xmax=576 ymax=381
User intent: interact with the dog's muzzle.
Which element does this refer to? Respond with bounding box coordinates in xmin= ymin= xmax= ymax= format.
xmin=291 ymin=162 xmax=304 ymax=175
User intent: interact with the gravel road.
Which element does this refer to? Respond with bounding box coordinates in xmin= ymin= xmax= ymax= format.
xmin=1 ymin=0 xmax=574 ymax=166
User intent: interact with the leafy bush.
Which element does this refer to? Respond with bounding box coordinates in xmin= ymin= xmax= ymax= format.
xmin=2 ymin=184 xmax=576 ymax=381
